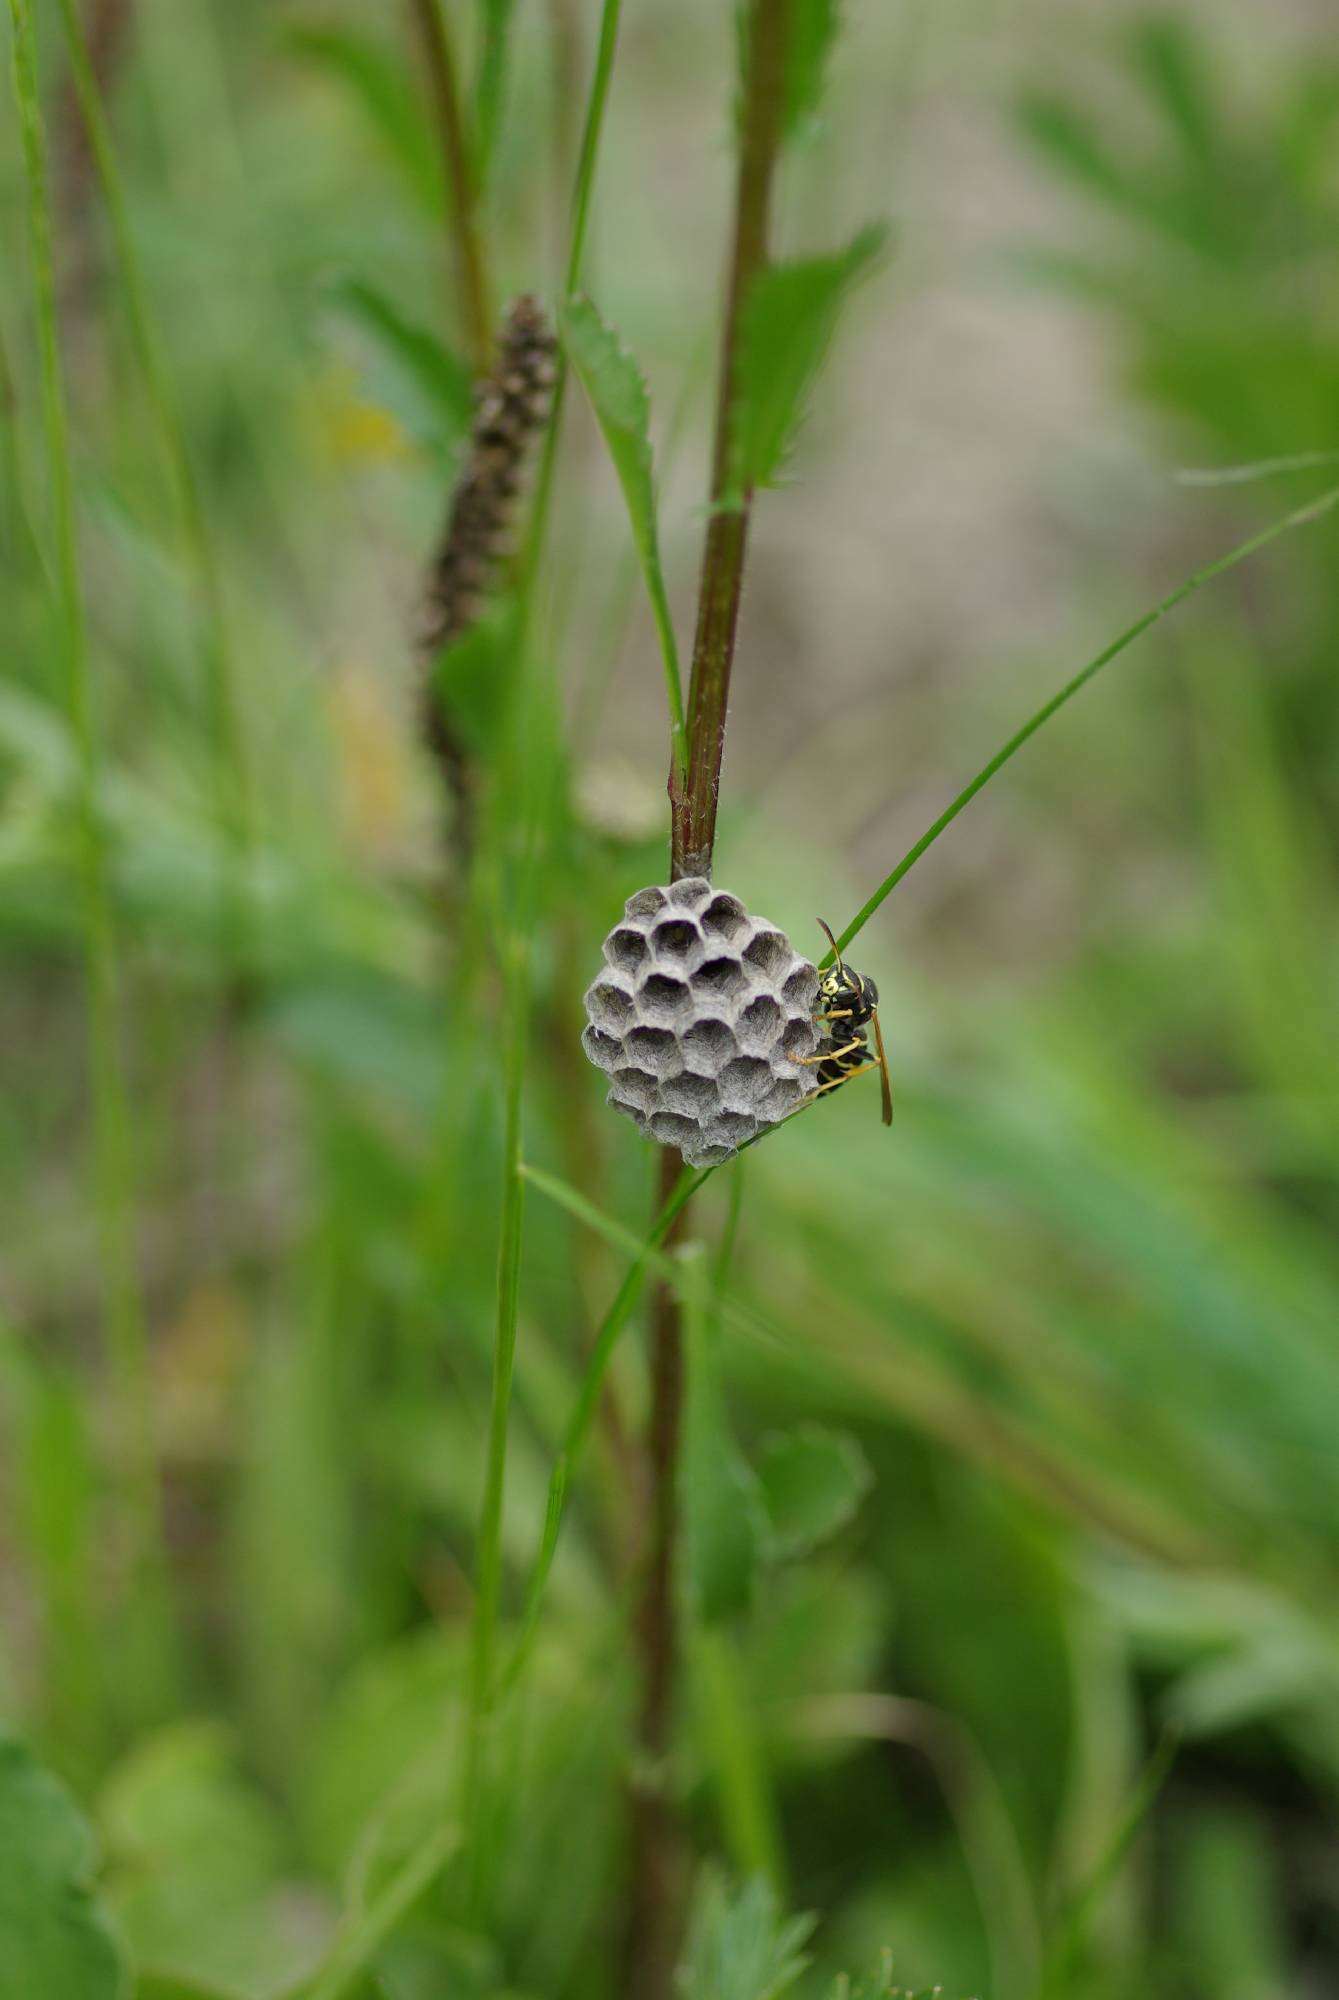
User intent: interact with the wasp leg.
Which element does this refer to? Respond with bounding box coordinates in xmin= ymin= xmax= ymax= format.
xmin=777 ymin=1059 xmax=881 ymax=1127
xmin=806 ymin=1061 xmax=880 ymax=1097
xmin=789 ymin=1036 xmax=865 ymax=1068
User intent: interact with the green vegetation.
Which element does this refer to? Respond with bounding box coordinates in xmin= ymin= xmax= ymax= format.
xmin=3 ymin=3 xmax=1338 ymax=1996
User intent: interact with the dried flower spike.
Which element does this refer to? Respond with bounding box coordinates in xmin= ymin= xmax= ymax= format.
xmin=420 ymin=294 xmax=558 ymax=845
xmin=422 ymin=293 xmax=557 ymax=650
xmin=582 ymin=880 xmax=821 ymax=1168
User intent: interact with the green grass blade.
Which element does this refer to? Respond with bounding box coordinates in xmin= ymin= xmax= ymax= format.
xmin=564 ymin=0 xmax=624 ymax=299
xmin=303 ymin=1821 xmax=459 ymax=2000
xmin=473 ymin=0 xmax=519 ymax=182
xmin=832 ymin=481 xmax=1339 ymax=959
xmin=460 ymin=939 xmax=529 ymax=1868
xmin=459 ymin=0 xmax=627 ymax=1861
xmin=518 ymin=0 xmax=625 ymax=614
xmin=8 ymin=0 xmax=175 ymax=1715
xmin=1035 ymin=1728 xmax=1181 ymax=1997
xmin=55 ymin=0 xmax=252 ymax=941
xmin=1175 ymin=448 xmax=1339 ymax=486
xmin=563 ymin=295 xmax=687 ymax=777
xmin=499 ymin=1158 xmax=709 ymax=1695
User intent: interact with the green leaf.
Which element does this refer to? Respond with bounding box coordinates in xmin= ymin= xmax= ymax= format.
xmin=1130 ymin=15 xmax=1218 ymax=160
xmin=285 ymin=26 xmax=437 ymax=207
xmin=431 ymin=598 xmax=517 ymax=760
xmin=682 ymin=1255 xmax=767 ymax=1626
xmin=562 ymin=297 xmax=686 ymax=770
xmin=0 ymin=1735 xmax=127 ymax=2000
xmin=757 ymin=1424 xmax=871 ymax=1558
xmin=737 ymin=0 xmax=844 ymax=149
xmin=99 ymin=1721 xmax=324 ymax=1999
xmin=1015 ymin=93 xmax=1132 ymax=209
xmin=730 ymin=223 xmax=890 ymax=498
xmin=677 ymin=1873 xmax=814 ymax=2000
xmin=327 ymin=278 xmax=474 ymax=463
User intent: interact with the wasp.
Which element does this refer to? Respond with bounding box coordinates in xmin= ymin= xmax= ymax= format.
xmin=791 ymin=919 xmax=893 ymax=1126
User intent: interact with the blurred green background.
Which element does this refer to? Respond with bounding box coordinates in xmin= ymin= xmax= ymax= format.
xmin=3 ymin=1 xmax=1339 ymax=1995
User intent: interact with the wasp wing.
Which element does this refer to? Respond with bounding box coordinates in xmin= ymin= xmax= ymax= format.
xmin=871 ymin=1008 xmax=894 ymax=1127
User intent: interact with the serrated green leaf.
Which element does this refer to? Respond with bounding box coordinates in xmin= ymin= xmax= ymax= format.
xmin=682 ymin=1252 xmax=767 ymax=1625
xmin=757 ymin=1424 xmax=871 ymax=1558
xmin=328 ymin=278 xmax=474 ymax=462
xmin=0 ymin=1736 xmax=127 ymax=2000
xmin=737 ymin=0 xmax=844 ymax=149
xmin=730 ymin=223 xmax=890 ymax=499
xmin=563 ymin=297 xmax=686 ymax=771
xmin=677 ymin=1874 xmax=814 ymax=2000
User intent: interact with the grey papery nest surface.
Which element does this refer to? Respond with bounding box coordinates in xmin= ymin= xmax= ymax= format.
xmin=581 ymin=879 xmax=821 ymax=1168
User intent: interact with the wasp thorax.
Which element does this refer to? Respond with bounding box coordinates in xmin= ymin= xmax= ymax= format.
xmin=582 ymin=880 xmax=821 ymax=1167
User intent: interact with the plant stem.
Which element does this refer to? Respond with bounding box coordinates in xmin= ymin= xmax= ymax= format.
xmin=628 ymin=5 xmax=790 ymax=1985
xmin=671 ymin=0 xmax=790 ymax=878
xmin=461 ymin=936 xmax=528 ymax=1900
xmin=410 ymin=0 xmax=494 ymax=374
xmin=502 ymin=1158 xmax=709 ymax=1698
xmin=623 ymin=1147 xmax=692 ymax=1995
xmin=520 ymin=0 xmax=624 ymax=607
xmin=457 ymin=0 xmax=626 ymax=1906
xmin=8 ymin=0 xmax=174 ymax=1711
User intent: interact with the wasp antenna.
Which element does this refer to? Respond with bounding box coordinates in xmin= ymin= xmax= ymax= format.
xmin=816 ymin=917 xmax=845 ymax=973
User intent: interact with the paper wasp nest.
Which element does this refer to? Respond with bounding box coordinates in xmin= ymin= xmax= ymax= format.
xmin=582 ymin=880 xmax=821 ymax=1167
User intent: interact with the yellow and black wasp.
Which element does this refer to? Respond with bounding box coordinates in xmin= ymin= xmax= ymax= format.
xmin=792 ymin=919 xmax=893 ymax=1126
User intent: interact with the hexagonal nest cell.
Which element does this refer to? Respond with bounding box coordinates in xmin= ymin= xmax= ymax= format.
xmin=581 ymin=879 xmax=820 ymax=1167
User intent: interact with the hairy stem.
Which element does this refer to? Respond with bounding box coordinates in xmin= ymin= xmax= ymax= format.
xmin=409 ymin=0 xmax=493 ymax=374
xmin=671 ymin=0 xmax=790 ymax=877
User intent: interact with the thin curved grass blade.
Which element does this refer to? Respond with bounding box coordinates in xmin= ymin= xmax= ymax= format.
xmin=830 ymin=481 xmax=1339 ymax=961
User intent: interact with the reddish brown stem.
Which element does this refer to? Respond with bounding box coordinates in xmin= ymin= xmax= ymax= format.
xmin=670 ymin=0 xmax=790 ymax=878
xmin=622 ymin=1145 xmax=691 ymax=1994
xmin=626 ymin=4 xmax=791 ymax=1990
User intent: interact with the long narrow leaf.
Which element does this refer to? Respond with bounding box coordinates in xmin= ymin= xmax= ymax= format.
xmin=564 ymin=296 xmax=687 ymax=775
xmin=730 ymin=223 xmax=890 ymax=500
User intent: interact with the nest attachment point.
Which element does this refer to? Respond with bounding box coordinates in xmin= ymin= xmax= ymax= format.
xmin=581 ymin=880 xmax=820 ymax=1167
